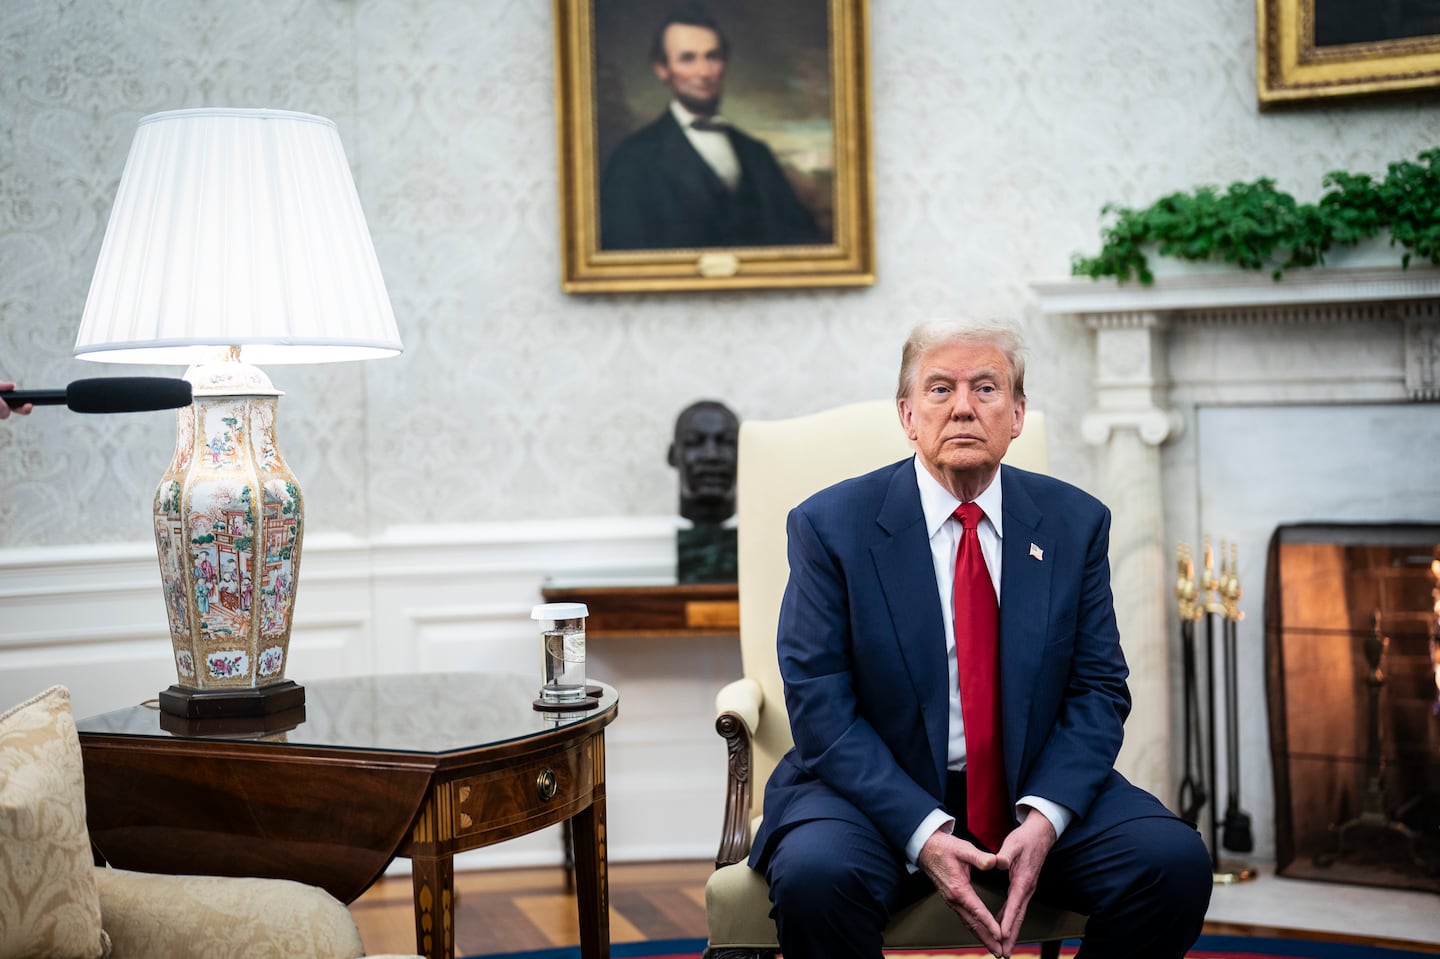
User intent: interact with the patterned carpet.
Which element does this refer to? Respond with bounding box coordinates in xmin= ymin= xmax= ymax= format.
xmin=468 ymin=934 xmax=1437 ymax=959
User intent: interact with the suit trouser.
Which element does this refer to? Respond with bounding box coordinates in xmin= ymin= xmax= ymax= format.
xmin=763 ymin=776 xmax=1212 ymax=959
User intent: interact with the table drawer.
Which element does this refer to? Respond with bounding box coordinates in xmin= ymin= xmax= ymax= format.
xmin=448 ymin=739 xmax=595 ymax=843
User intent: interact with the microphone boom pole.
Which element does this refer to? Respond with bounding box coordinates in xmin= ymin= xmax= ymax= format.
xmin=4 ymin=377 xmax=192 ymax=413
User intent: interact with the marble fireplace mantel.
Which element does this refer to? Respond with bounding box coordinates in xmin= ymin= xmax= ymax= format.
xmin=1031 ymin=264 xmax=1440 ymax=812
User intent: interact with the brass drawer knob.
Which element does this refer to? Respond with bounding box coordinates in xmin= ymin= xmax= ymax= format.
xmin=536 ymin=768 xmax=558 ymax=801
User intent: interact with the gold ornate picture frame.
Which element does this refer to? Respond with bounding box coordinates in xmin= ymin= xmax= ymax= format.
xmin=1258 ymin=0 xmax=1440 ymax=107
xmin=553 ymin=0 xmax=874 ymax=293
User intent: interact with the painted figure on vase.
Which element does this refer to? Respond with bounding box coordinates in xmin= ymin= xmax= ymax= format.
xmin=193 ymin=576 xmax=210 ymax=615
xmin=219 ymin=558 xmax=240 ymax=612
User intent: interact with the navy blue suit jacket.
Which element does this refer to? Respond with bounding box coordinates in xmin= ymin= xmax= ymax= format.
xmin=598 ymin=110 xmax=823 ymax=250
xmin=750 ymin=459 xmax=1176 ymax=872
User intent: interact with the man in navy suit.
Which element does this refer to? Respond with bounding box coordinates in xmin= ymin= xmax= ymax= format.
xmin=598 ymin=6 xmax=823 ymax=251
xmin=749 ymin=320 xmax=1212 ymax=959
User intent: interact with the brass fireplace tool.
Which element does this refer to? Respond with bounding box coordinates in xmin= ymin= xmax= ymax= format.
xmin=1174 ymin=544 xmax=1207 ymax=829
xmin=1314 ymin=611 xmax=1433 ymax=874
xmin=1216 ymin=541 xmax=1256 ymax=882
xmin=1177 ymin=537 xmax=1256 ymax=884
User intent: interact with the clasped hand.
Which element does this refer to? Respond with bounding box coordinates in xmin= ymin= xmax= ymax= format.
xmin=916 ymin=811 xmax=1056 ymax=959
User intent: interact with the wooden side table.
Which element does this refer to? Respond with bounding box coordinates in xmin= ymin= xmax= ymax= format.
xmin=540 ymin=579 xmax=739 ymax=637
xmin=76 ymin=672 xmax=618 ymax=959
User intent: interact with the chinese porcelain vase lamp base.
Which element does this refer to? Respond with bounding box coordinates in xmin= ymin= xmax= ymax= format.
xmin=154 ymin=355 xmax=306 ymax=719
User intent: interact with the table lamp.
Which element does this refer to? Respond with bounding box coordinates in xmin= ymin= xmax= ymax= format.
xmin=73 ymin=108 xmax=402 ymax=719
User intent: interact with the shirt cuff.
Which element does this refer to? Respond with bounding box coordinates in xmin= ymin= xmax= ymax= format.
xmin=1017 ymin=795 xmax=1073 ymax=840
xmin=905 ymin=808 xmax=956 ymax=872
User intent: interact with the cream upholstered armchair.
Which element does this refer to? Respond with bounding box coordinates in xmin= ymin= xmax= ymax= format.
xmin=703 ymin=400 xmax=1087 ymax=959
xmin=0 ymin=685 xmax=420 ymax=959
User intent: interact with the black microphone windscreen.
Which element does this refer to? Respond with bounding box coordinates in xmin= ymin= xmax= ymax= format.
xmin=66 ymin=377 xmax=193 ymax=414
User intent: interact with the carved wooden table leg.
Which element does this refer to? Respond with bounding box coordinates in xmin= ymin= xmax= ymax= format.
xmin=571 ymin=741 xmax=610 ymax=959
xmin=562 ymin=818 xmax=576 ymax=892
xmin=411 ymin=850 xmax=455 ymax=959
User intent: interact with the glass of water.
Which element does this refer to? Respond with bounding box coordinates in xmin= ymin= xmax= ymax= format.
xmin=531 ymin=602 xmax=588 ymax=706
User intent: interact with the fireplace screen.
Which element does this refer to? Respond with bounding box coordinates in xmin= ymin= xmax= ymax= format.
xmin=1265 ymin=523 xmax=1440 ymax=892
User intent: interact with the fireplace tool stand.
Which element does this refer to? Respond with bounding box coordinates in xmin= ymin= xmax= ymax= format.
xmin=1179 ymin=539 xmax=1256 ymax=884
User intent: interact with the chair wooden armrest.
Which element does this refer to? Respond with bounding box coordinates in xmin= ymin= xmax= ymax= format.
xmin=714 ymin=678 xmax=763 ymax=868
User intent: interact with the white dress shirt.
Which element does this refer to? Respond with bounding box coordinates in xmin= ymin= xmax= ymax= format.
xmin=903 ymin=455 xmax=1073 ymax=867
xmin=669 ymin=101 xmax=741 ymax=191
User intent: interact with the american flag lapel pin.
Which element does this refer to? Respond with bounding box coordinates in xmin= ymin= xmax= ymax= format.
xmin=1029 ymin=543 xmax=1044 ymax=561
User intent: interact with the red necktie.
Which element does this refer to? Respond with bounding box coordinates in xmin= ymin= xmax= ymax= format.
xmin=953 ymin=502 xmax=1009 ymax=852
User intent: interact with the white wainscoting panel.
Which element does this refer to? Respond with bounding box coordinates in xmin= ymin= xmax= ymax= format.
xmin=0 ymin=515 xmax=742 ymax=867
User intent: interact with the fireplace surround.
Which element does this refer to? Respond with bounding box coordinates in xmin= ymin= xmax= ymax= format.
xmin=1034 ymin=264 xmax=1440 ymax=872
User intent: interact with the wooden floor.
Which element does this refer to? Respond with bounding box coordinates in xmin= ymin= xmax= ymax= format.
xmin=350 ymin=858 xmax=1440 ymax=958
xmin=349 ymin=860 xmax=713 ymax=958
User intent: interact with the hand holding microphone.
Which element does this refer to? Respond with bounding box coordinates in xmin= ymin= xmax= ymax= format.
xmin=2 ymin=377 xmax=192 ymax=416
xmin=0 ymin=381 xmax=30 ymax=418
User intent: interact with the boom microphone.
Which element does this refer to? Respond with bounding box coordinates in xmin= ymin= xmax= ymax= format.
xmin=4 ymin=377 xmax=192 ymax=413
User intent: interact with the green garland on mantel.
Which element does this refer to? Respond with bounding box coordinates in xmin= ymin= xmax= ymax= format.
xmin=1071 ymin=147 xmax=1440 ymax=285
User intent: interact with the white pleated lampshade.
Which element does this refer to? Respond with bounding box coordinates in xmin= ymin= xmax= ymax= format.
xmin=75 ymin=108 xmax=402 ymax=365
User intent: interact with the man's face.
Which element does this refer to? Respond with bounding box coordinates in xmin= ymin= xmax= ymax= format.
xmin=654 ymin=24 xmax=726 ymax=115
xmin=897 ymin=341 xmax=1025 ymax=498
xmin=673 ymin=406 xmax=738 ymax=500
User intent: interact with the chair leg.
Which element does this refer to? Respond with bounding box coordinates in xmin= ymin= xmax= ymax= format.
xmin=1039 ymin=940 xmax=1061 ymax=959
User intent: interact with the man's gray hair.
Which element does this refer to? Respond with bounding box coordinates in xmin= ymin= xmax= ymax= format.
xmin=895 ymin=319 xmax=1027 ymax=402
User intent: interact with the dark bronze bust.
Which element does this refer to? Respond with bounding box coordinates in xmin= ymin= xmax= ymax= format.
xmin=668 ymin=400 xmax=739 ymax=583
xmin=667 ymin=399 xmax=739 ymax=525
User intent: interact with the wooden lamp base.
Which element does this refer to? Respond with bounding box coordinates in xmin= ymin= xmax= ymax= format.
xmin=158 ymin=680 xmax=306 ymax=719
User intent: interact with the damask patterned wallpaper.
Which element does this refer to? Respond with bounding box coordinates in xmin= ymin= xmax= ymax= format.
xmin=1 ymin=0 xmax=1437 ymax=547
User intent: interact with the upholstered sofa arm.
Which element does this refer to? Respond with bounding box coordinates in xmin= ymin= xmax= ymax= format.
xmin=714 ymin=678 xmax=764 ymax=869
xmin=94 ymin=866 xmax=399 ymax=959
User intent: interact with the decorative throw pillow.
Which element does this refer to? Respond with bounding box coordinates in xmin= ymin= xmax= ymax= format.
xmin=0 ymin=686 xmax=110 ymax=959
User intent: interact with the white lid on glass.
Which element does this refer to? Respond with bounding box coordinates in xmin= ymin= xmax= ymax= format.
xmin=531 ymin=602 xmax=589 ymax=620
